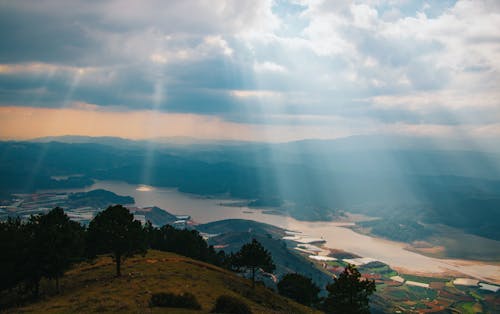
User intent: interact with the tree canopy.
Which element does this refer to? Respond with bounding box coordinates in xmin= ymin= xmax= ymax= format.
xmin=147 ymin=223 xmax=227 ymax=267
xmin=0 ymin=218 xmax=30 ymax=292
xmin=323 ymin=264 xmax=376 ymax=314
xmin=0 ymin=208 xmax=85 ymax=296
xmin=277 ymin=273 xmax=320 ymax=306
xmin=86 ymin=205 xmax=146 ymax=276
xmin=29 ymin=207 xmax=84 ymax=293
xmin=231 ymin=238 xmax=275 ymax=288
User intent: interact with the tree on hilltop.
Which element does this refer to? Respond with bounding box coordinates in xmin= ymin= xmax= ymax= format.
xmin=87 ymin=205 xmax=146 ymax=276
xmin=0 ymin=218 xmax=30 ymax=293
xmin=29 ymin=207 xmax=85 ymax=293
xmin=323 ymin=264 xmax=376 ymax=314
xmin=3 ymin=208 xmax=85 ymax=296
xmin=231 ymin=238 xmax=275 ymax=288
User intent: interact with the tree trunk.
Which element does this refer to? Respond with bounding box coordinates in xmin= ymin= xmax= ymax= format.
xmin=116 ymin=253 xmax=121 ymax=277
xmin=252 ymin=267 xmax=255 ymax=288
xmin=55 ymin=276 xmax=60 ymax=294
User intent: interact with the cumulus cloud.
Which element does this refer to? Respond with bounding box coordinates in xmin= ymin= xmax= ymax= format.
xmin=0 ymin=0 xmax=499 ymax=140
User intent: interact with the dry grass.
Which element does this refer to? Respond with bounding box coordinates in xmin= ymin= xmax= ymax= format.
xmin=6 ymin=250 xmax=320 ymax=314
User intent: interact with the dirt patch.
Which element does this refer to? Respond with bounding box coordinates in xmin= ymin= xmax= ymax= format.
xmin=407 ymin=243 xmax=446 ymax=255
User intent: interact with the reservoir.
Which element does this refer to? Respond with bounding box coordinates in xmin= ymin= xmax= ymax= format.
xmin=41 ymin=180 xmax=500 ymax=284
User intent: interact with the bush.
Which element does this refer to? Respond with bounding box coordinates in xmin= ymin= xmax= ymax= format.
xmin=277 ymin=273 xmax=320 ymax=306
xmin=150 ymin=292 xmax=201 ymax=310
xmin=211 ymin=295 xmax=252 ymax=314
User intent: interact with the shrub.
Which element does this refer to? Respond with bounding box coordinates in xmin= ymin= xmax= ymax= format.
xmin=150 ymin=292 xmax=201 ymax=310
xmin=277 ymin=273 xmax=320 ymax=306
xmin=211 ymin=295 xmax=252 ymax=314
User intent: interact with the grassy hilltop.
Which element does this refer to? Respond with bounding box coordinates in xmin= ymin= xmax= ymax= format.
xmin=5 ymin=250 xmax=319 ymax=314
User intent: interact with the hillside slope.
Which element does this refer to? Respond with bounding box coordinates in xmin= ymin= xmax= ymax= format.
xmin=196 ymin=219 xmax=286 ymax=238
xmin=7 ymin=250 xmax=319 ymax=314
xmin=197 ymin=219 xmax=332 ymax=291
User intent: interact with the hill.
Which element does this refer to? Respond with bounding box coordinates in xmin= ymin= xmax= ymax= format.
xmin=196 ymin=219 xmax=285 ymax=238
xmin=67 ymin=189 xmax=134 ymax=208
xmin=5 ymin=250 xmax=319 ymax=314
xmin=197 ymin=219 xmax=332 ymax=290
xmin=133 ymin=206 xmax=178 ymax=227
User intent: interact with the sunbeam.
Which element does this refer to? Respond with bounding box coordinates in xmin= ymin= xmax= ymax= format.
xmin=1 ymin=1 xmax=500 ymax=311
xmin=22 ymin=67 xmax=86 ymax=191
xmin=141 ymin=64 xmax=166 ymax=186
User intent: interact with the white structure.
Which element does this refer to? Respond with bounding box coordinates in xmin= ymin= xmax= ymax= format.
xmin=297 ymin=244 xmax=323 ymax=252
xmin=199 ymin=232 xmax=219 ymax=240
xmin=479 ymin=283 xmax=499 ymax=292
xmin=282 ymin=235 xmax=326 ymax=244
xmin=343 ymin=257 xmax=378 ymax=266
xmin=453 ymin=278 xmax=479 ymax=286
xmin=390 ymin=276 xmax=405 ymax=283
xmin=309 ymin=255 xmax=336 ymax=262
xmin=294 ymin=247 xmax=318 ymax=255
xmin=406 ymin=281 xmax=430 ymax=289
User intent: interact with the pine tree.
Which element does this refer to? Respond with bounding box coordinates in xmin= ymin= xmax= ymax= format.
xmin=87 ymin=205 xmax=146 ymax=276
xmin=0 ymin=218 xmax=29 ymax=292
xmin=231 ymin=239 xmax=275 ymax=288
xmin=277 ymin=273 xmax=320 ymax=306
xmin=31 ymin=207 xmax=84 ymax=293
xmin=323 ymin=264 xmax=376 ymax=314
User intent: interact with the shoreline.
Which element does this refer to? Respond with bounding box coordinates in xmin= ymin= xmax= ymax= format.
xmin=34 ymin=181 xmax=500 ymax=285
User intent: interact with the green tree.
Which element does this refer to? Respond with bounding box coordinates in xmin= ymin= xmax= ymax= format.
xmin=323 ymin=264 xmax=376 ymax=314
xmin=147 ymin=224 xmax=227 ymax=266
xmin=277 ymin=273 xmax=320 ymax=306
xmin=87 ymin=205 xmax=146 ymax=276
xmin=0 ymin=218 xmax=29 ymax=293
xmin=30 ymin=207 xmax=84 ymax=293
xmin=231 ymin=239 xmax=275 ymax=288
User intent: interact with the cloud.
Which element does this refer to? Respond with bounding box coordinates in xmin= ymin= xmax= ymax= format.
xmin=231 ymin=90 xmax=283 ymax=98
xmin=0 ymin=0 xmax=499 ymax=141
xmin=253 ymin=61 xmax=288 ymax=73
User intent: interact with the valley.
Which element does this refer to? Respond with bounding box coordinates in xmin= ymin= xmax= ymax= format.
xmin=3 ymin=181 xmax=499 ymax=312
xmin=1 ymin=139 xmax=499 ymax=312
xmin=11 ymin=180 xmax=497 ymax=285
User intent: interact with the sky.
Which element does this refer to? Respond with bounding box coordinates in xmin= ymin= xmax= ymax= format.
xmin=0 ymin=0 xmax=499 ymax=142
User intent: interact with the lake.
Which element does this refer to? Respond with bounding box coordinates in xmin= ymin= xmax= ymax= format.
xmin=42 ymin=180 xmax=500 ymax=284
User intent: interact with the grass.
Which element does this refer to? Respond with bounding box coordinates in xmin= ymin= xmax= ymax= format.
xmin=381 ymin=284 xmax=438 ymax=303
xmin=406 ymin=286 xmax=437 ymax=300
xmin=4 ymin=250 xmax=319 ymax=314
xmin=325 ymin=261 xmax=344 ymax=267
xmin=385 ymin=270 xmax=398 ymax=278
xmin=401 ymin=274 xmax=449 ymax=284
xmin=469 ymin=290 xmax=483 ymax=301
xmin=455 ymin=301 xmax=483 ymax=314
xmin=383 ymin=287 xmax=408 ymax=301
xmin=360 ymin=264 xmax=394 ymax=275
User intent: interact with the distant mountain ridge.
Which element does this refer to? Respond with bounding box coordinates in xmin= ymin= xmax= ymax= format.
xmin=1 ymin=137 xmax=499 ymax=241
xmin=28 ymin=134 xmax=500 ymax=153
xmin=30 ymin=135 xmax=252 ymax=148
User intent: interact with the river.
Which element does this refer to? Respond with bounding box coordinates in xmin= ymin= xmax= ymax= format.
xmin=42 ymin=180 xmax=500 ymax=284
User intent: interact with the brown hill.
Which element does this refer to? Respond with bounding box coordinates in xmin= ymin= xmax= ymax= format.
xmin=6 ymin=250 xmax=320 ymax=314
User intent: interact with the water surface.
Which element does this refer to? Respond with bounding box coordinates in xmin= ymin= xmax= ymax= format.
xmin=42 ymin=180 xmax=500 ymax=283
